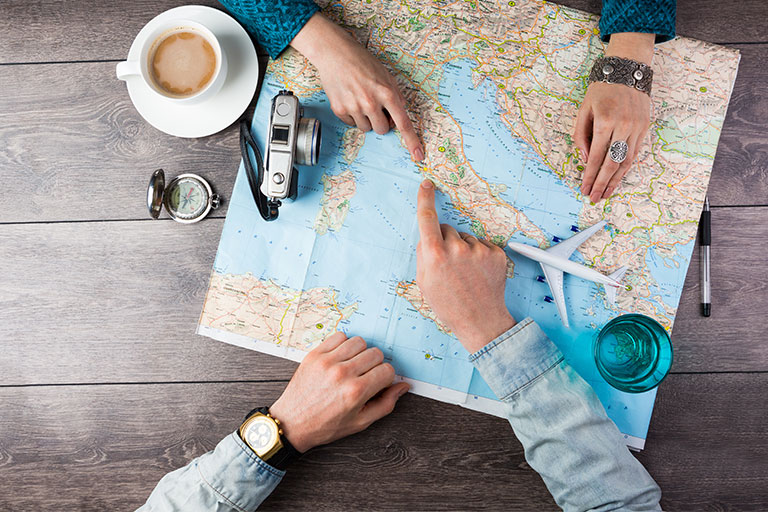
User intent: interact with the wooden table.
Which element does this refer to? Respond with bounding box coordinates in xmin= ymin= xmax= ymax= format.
xmin=1 ymin=1 xmax=766 ymax=509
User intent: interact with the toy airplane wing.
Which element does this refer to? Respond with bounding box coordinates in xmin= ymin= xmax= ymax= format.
xmin=539 ymin=263 xmax=569 ymax=328
xmin=545 ymin=220 xmax=607 ymax=259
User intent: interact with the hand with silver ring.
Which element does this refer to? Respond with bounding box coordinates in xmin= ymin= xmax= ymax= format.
xmin=574 ymin=33 xmax=655 ymax=203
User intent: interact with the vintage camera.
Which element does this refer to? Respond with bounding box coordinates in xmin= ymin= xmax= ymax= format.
xmin=262 ymin=90 xmax=322 ymax=201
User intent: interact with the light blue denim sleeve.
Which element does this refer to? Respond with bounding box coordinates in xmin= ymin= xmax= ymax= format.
xmin=137 ymin=432 xmax=284 ymax=511
xmin=470 ymin=318 xmax=662 ymax=512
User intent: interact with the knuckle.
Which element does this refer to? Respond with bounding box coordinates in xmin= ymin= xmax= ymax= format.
xmin=424 ymin=238 xmax=443 ymax=254
xmin=418 ymin=209 xmax=438 ymax=222
xmin=382 ymin=362 xmax=395 ymax=380
xmin=429 ymin=247 xmax=447 ymax=265
xmin=328 ymin=364 xmax=346 ymax=383
xmin=453 ymin=241 xmax=471 ymax=257
xmin=378 ymin=86 xmax=397 ymax=103
xmin=370 ymin=347 xmax=384 ymax=362
xmin=349 ymin=335 xmax=367 ymax=351
xmin=594 ymin=125 xmax=611 ymax=138
xmin=332 ymin=103 xmax=348 ymax=117
xmin=343 ymin=381 xmax=365 ymax=402
xmin=359 ymin=96 xmax=377 ymax=112
xmin=594 ymin=174 xmax=612 ymax=188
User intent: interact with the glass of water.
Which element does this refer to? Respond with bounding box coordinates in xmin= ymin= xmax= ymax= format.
xmin=594 ymin=314 xmax=673 ymax=393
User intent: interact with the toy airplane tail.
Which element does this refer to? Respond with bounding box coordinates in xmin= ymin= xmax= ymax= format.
xmin=605 ymin=266 xmax=629 ymax=305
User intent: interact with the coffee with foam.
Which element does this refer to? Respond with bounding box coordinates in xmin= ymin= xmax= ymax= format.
xmin=150 ymin=31 xmax=217 ymax=97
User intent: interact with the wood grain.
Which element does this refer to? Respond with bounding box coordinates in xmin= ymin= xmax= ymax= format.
xmin=0 ymin=61 xmax=245 ymax=224
xmin=1 ymin=1 xmax=767 ymax=64
xmin=0 ymin=45 xmax=765 ymax=224
xmin=1 ymin=2 xmax=767 ymax=510
xmin=0 ymin=219 xmax=298 ymax=385
xmin=671 ymin=206 xmax=768 ymax=370
xmin=1 ymin=207 xmax=766 ymax=387
xmin=0 ymin=374 xmax=765 ymax=511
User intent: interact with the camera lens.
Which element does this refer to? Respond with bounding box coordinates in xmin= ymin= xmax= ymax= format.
xmin=295 ymin=117 xmax=321 ymax=166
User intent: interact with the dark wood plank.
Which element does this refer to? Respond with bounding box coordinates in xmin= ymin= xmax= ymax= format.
xmin=708 ymin=44 xmax=768 ymax=207
xmin=1 ymin=1 xmax=767 ymax=64
xmin=0 ymin=61 xmax=247 ymax=224
xmin=671 ymin=206 xmax=768 ymax=370
xmin=0 ymin=374 xmax=765 ymax=510
xmin=0 ymin=0 xmax=224 ymax=63
xmin=638 ymin=373 xmax=768 ymax=511
xmin=0 ymin=44 xmax=765 ymax=224
xmin=1 ymin=207 xmax=766 ymax=386
xmin=0 ymin=219 xmax=297 ymax=385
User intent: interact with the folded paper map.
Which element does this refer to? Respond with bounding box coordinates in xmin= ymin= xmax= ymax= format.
xmin=198 ymin=0 xmax=740 ymax=449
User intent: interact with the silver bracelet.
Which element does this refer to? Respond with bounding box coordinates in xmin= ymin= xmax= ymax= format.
xmin=588 ymin=56 xmax=653 ymax=96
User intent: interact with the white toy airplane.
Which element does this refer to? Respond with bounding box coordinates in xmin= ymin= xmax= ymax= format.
xmin=507 ymin=220 xmax=627 ymax=327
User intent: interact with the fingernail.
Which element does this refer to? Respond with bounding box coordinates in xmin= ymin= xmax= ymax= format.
xmin=421 ymin=179 xmax=433 ymax=189
xmin=414 ymin=147 xmax=425 ymax=162
xmin=397 ymin=386 xmax=409 ymax=398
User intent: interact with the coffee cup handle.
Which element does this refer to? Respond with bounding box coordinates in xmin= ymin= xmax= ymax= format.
xmin=116 ymin=61 xmax=140 ymax=81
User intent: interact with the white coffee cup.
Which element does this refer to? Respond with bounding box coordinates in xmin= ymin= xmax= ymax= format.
xmin=116 ymin=19 xmax=228 ymax=105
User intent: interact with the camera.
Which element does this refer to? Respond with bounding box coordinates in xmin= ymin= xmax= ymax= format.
xmin=262 ymin=90 xmax=322 ymax=201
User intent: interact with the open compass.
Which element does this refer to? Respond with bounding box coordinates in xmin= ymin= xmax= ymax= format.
xmin=147 ymin=169 xmax=220 ymax=223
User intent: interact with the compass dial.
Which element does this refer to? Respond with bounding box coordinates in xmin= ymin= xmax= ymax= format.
xmin=166 ymin=177 xmax=209 ymax=220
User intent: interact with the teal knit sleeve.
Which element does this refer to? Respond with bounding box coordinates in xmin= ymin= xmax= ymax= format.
xmin=218 ymin=0 xmax=320 ymax=59
xmin=599 ymin=0 xmax=677 ymax=44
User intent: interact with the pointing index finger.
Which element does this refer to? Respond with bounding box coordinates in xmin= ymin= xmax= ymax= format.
xmin=385 ymin=99 xmax=424 ymax=162
xmin=417 ymin=180 xmax=443 ymax=246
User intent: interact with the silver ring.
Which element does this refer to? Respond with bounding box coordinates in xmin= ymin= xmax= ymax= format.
xmin=609 ymin=140 xmax=629 ymax=163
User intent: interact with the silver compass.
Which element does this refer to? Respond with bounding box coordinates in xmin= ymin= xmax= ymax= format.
xmin=147 ymin=169 xmax=220 ymax=224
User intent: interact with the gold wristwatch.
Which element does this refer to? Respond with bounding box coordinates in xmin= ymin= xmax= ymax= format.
xmin=238 ymin=407 xmax=300 ymax=470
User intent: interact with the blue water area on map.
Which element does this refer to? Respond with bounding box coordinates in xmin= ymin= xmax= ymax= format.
xmin=210 ymin=62 xmax=699 ymax=441
xmin=643 ymin=240 xmax=695 ymax=318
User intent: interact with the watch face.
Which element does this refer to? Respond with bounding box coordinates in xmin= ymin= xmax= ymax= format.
xmin=244 ymin=416 xmax=278 ymax=457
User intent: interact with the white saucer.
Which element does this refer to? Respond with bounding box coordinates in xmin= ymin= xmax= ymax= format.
xmin=121 ymin=5 xmax=259 ymax=138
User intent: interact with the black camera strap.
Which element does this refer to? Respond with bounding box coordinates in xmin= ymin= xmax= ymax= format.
xmin=240 ymin=120 xmax=281 ymax=221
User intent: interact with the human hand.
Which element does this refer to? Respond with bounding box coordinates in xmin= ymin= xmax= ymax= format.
xmin=290 ymin=13 xmax=424 ymax=162
xmin=414 ymin=180 xmax=516 ymax=353
xmin=574 ymin=32 xmax=655 ymax=203
xmin=268 ymin=332 xmax=410 ymax=453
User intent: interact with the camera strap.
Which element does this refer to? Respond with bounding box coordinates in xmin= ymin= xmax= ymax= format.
xmin=240 ymin=121 xmax=281 ymax=221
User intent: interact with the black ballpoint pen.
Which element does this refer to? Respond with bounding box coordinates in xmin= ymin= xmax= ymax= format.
xmin=700 ymin=197 xmax=711 ymax=317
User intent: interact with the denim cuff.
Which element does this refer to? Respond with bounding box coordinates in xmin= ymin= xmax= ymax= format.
xmin=196 ymin=432 xmax=285 ymax=511
xmin=469 ymin=318 xmax=564 ymax=401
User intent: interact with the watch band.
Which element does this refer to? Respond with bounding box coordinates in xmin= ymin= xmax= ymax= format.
xmin=241 ymin=407 xmax=301 ymax=470
xmin=588 ymin=56 xmax=653 ymax=96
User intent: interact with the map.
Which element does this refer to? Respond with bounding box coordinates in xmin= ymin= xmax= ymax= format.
xmin=198 ymin=0 xmax=740 ymax=449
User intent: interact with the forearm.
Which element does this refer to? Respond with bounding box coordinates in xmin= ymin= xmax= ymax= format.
xmin=471 ymin=319 xmax=661 ymax=511
xmin=138 ymin=432 xmax=284 ymax=511
xmin=217 ymin=0 xmax=319 ymax=59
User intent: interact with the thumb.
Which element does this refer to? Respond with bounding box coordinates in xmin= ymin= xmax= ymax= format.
xmin=359 ymin=382 xmax=410 ymax=426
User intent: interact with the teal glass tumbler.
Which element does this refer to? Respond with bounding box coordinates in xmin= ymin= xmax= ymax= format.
xmin=594 ymin=314 xmax=673 ymax=393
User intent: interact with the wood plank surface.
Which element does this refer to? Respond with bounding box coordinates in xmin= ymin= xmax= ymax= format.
xmin=0 ymin=60 xmax=244 ymax=224
xmin=1 ymin=1 xmax=767 ymax=511
xmin=1 ymin=1 xmax=767 ymax=65
xmin=0 ymin=373 xmax=765 ymax=511
xmin=1 ymin=207 xmax=766 ymax=387
xmin=0 ymin=43 xmax=765 ymax=224
xmin=0 ymin=218 xmax=297 ymax=385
